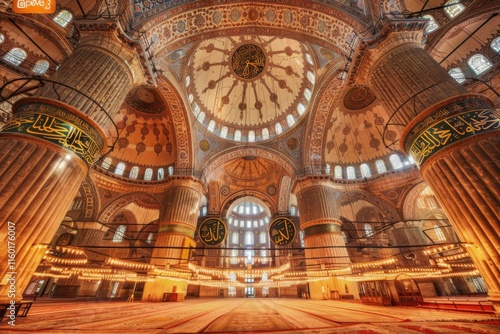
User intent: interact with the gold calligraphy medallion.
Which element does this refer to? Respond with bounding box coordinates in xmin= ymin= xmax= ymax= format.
xmin=199 ymin=218 xmax=227 ymax=246
xmin=269 ymin=217 xmax=296 ymax=246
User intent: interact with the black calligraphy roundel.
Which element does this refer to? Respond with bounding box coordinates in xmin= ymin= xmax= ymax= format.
xmin=231 ymin=44 xmax=266 ymax=80
xmin=269 ymin=217 xmax=296 ymax=246
xmin=199 ymin=218 xmax=227 ymax=246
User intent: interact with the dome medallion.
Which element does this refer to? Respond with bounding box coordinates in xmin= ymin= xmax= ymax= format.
xmin=185 ymin=36 xmax=315 ymax=142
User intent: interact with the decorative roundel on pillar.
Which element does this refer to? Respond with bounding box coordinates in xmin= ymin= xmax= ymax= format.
xmin=269 ymin=217 xmax=296 ymax=246
xmin=199 ymin=218 xmax=227 ymax=246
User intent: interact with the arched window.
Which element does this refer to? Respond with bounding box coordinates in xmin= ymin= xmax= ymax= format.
xmin=234 ymin=130 xmax=241 ymax=141
xmin=448 ymin=67 xmax=466 ymax=83
xmin=115 ymin=162 xmax=126 ymax=176
xmin=259 ymin=232 xmax=266 ymax=244
xmin=146 ymin=232 xmax=154 ymax=244
xmin=491 ymin=37 xmax=500 ymax=53
xmin=364 ymin=224 xmax=373 ymax=237
xmin=220 ymin=126 xmax=228 ymax=139
xmin=0 ymin=33 xmax=4 ymax=44
xmin=207 ymin=120 xmax=216 ymax=132
xmin=389 ymin=154 xmax=403 ymax=169
xmin=192 ymin=102 xmax=201 ymax=117
xmin=197 ymin=111 xmax=205 ymax=124
xmin=290 ymin=206 xmax=296 ymax=216
xmin=297 ymin=103 xmax=306 ymax=115
xmin=144 ymin=168 xmax=153 ymax=180
xmin=346 ymin=166 xmax=356 ymax=179
xmin=304 ymin=88 xmax=312 ymax=101
xmin=325 ymin=163 xmax=331 ymax=174
xmin=423 ymin=15 xmax=439 ymax=34
xmin=275 ymin=123 xmax=283 ymax=135
xmin=248 ymin=130 xmax=255 ymax=142
xmin=3 ymin=48 xmax=27 ymax=66
xmin=113 ymin=225 xmax=126 ymax=242
xmin=102 ymin=157 xmax=112 ymax=170
xmin=261 ymin=249 xmax=268 ymax=264
xmin=32 ymin=59 xmax=49 ymax=74
xmin=129 ymin=166 xmax=139 ymax=179
xmin=434 ymin=226 xmax=446 ymax=242
xmin=307 ymin=70 xmax=315 ymax=84
xmin=286 ymin=114 xmax=295 ymax=127
xmin=245 ymin=232 xmax=254 ymax=245
xmin=468 ymin=54 xmax=492 ymax=75
xmin=230 ymin=249 xmax=239 ymax=264
xmin=168 ymin=166 xmax=174 ymax=175
xmin=360 ymin=163 xmax=372 ymax=178
xmin=334 ymin=166 xmax=343 ymax=179
xmin=444 ymin=0 xmax=465 ymax=18
xmin=375 ymin=160 xmax=387 ymax=174
xmin=232 ymin=232 xmax=239 ymax=244
xmin=262 ymin=128 xmax=270 ymax=140
xmin=54 ymin=10 xmax=73 ymax=27
xmin=157 ymin=168 xmax=164 ymax=180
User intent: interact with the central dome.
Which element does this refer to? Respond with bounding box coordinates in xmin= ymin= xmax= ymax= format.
xmin=185 ymin=36 xmax=315 ymax=142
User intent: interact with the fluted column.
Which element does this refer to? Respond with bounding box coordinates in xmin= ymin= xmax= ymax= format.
xmin=143 ymin=179 xmax=203 ymax=301
xmin=368 ymin=27 xmax=500 ymax=312
xmin=295 ymin=179 xmax=350 ymax=268
xmin=51 ymin=222 xmax=108 ymax=298
xmin=0 ymin=30 xmax=141 ymax=302
xmin=294 ymin=179 xmax=354 ymax=300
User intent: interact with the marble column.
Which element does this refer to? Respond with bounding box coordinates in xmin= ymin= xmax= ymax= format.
xmin=294 ymin=179 xmax=354 ymax=299
xmin=368 ymin=25 xmax=500 ymax=312
xmin=143 ymin=179 xmax=203 ymax=301
xmin=0 ymin=29 xmax=142 ymax=302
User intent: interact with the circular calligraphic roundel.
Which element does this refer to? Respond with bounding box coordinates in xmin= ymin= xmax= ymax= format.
xmin=231 ymin=44 xmax=266 ymax=79
xmin=199 ymin=218 xmax=227 ymax=246
xmin=269 ymin=217 xmax=296 ymax=246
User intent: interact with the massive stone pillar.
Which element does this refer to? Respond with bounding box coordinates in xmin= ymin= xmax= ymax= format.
xmin=294 ymin=179 xmax=354 ymax=299
xmin=0 ymin=28 xmax=143 ymax=302
xmin=51 ymin=222 xmax=108 ymax=298
xmin=367 ymin=23 xmax=500 ymax=312
xmin=143 ymin=179 xmax=203 ymax=301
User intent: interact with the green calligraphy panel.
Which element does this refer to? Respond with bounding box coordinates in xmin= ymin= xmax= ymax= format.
xmin=3 ymin=103 xmax=104 ymax=166
xmin=408 ymin=108 xmax=499 ymax=166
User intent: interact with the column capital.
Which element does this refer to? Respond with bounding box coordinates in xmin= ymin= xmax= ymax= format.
xmin=353 ymin=18 xmax=427 ymax=85
xmin=292 ymin=177 xmax=342 ymax=194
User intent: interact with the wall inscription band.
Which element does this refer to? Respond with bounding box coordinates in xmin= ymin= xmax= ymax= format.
xmin=199 ymin=218 xmax=227 ymax=246
xmin=405 ymin=102 xmax=499 ymax=166
xmin=269 ymin=217 xmax=296 ymax=246
xmin=303 ymin=223 xmax=341 ymax=238
xmin=2 ymin=103 xmax=104 ymax=166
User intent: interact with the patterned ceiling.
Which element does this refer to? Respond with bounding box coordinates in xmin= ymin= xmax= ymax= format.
xmin=185 ymin=36 xmax=315 ymax=142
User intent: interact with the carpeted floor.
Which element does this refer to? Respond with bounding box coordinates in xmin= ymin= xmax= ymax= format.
xmin=1 ymin=298 xmax=499 ymax=333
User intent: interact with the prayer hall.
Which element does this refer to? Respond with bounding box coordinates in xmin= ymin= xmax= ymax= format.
xmin=0 ymin=0 xmax=499 ymax=333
